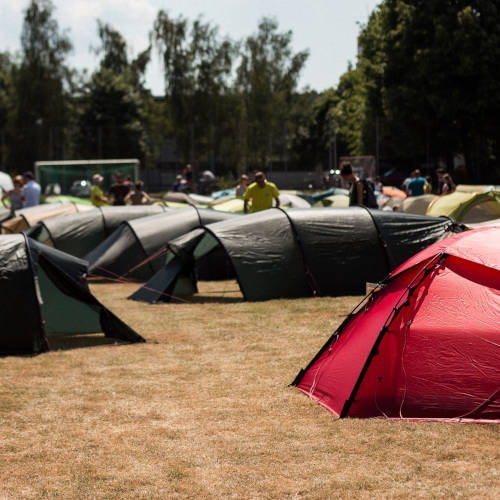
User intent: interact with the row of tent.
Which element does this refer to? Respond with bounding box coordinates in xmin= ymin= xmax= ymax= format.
xmin=165 ymin=184 xmax=500 ymax=224
xmin=1 ymin=219 xmax=498 ymax=422
xmin=2 ymin=205 xmax=460 ymax=357
xmin=1 ymin=184 xmax=499 ymax=235
xmin=18 ymin=204 xmax=461 ymax=300
xmin=127 ymin=207 xmax=460 ymax=302
xmin=1 ymin=197 xmax=498 ymax=423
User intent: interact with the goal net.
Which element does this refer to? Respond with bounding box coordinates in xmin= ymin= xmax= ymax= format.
xmin=34 ymin=159 xmax=139 ymax=195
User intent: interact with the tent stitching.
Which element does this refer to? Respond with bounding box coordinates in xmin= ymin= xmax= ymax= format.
xmin=362 ymin=207 xmax=397 ymax=271
xmin=278 ymin=208 xmax=320 ymax=296
xmin=21 ymin=233 xmax=50 ymax=353
xmin=340 ymin=252 xmax=446 ymax=418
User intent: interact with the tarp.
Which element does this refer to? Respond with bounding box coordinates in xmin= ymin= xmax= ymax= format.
xmin=400 ymin=194 xmax=437 ymax=215
xmin=293 ymin=227 xmax=500 ymax=422
xmin=86 ymin=206 xmax=239 ymax=280
xmin=26 ymin=205 xmax=167 ymax=258
xmin=426 ymin=190 xmax=500 ymax=223
xmin=0 ymin=234 xmax=144 ymax=355
xmin=1 ymin=202 xmax=95 ymax=234
xmin=130 ymin=207 xmax=460 ymax=303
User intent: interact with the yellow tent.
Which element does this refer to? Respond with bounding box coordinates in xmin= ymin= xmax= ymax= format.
xmin=426 ymin=190 xmax=500 ymax=223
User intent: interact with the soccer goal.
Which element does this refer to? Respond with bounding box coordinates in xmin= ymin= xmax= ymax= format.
xmin=34 ymin=159 xmax=140 ymax=195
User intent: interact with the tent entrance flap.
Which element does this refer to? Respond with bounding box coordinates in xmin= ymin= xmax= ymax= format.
xmin=193 ymin=232 xmax=220 ymax=259
xmin=38 ymin=266 xmax=101 ymax=335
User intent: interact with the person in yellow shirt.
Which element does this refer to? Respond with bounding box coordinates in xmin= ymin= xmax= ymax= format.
xmin=90 ymin=174 xmax=109 ymax=206
xmin=243 ymin=171 xmax=280 ymax=213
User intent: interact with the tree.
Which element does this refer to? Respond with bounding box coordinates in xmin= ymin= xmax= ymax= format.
xmin=152 ymin=12 xmax=236 ymax=168
xmin=9 ymin=0 xmax=72 ymax=171
xmin=0 ymin=52 xmax=16 ymax=169
xmin=236 ymin=17 xmax=309 ymax=170
xmin=353 ymin=0 xmax=500 ymax=179
xmin=74 ymin=21 xmax=150 ymax=161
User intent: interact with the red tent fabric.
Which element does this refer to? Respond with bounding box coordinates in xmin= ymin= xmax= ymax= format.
xmin=294 ymin=227 xmax=500 ymax=422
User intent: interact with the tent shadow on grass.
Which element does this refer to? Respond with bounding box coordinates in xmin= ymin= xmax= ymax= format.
xmin=47 ymin=333 xmax=126 ymax=351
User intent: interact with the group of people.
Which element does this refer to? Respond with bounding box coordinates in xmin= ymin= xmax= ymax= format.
xmin=402 ymin=167 xmax=456 ymax=197
xmin=339 ymin=162 xmax=458 ymax=209
xmin=172 ymin=164 xmax=218 ymax=195
xmin=91 ymin=172 xmax=151 ymax=207
xmin=1 ymin=171 xmax=41 ymax=213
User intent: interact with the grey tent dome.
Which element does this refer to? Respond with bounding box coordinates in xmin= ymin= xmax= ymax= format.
xmin=129 ymin=207 xmax=462 ymax=303
xmin=86 ymin=206 xmax=239 ymax=281
xmin=0 ymin=234 xmax=144 ymax=355
xmin=26 ymin=205 xmax=167 ymax=258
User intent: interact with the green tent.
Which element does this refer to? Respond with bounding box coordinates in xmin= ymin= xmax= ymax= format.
xmin=86 ymin=206 xmax=239 ymax=281
xmin=129 ymin=207 xmax=461 ymax=303
xmin=0 ymin=234 xmax=144 ymax=355
xmin=26 ymin=205 xmax=168 ymax=258
xmin=426 ymin=190 xmax=500 ymax=223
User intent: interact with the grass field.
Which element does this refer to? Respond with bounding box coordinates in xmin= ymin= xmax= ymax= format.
xmin=1 ymin=280 xmax=498 ymax=499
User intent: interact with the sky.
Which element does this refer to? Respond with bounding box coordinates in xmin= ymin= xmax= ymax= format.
xmin=0 ymin=0 xmax=381 ymax=95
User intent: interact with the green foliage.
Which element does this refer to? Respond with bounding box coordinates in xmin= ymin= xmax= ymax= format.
xmin=74 ymin=68 xmax=146 ymax=159
xmin=152 ymin=11 xmax=237 ymax=165
xmin=3 ymin=1 xmax=499 ymax=182
xmin=73 ymin=21 xmax=153 ymax=162
xmin=350 ymin=0 xmax=500 ymax=178
xmin=236 ymin=17 xmax=309 ymax=170
xmin=8 ymin=0 xmax=72 ymax=171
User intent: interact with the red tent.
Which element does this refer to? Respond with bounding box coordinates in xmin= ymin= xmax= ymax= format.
xmin=293 ymin=227 xmax=500 ymax=423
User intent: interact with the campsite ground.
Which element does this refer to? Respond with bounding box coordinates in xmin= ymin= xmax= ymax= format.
xmin=1 ymin=281 xmax=498 ymax=499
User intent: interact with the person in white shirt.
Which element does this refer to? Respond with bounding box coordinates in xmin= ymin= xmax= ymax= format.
xmin=22 ymin=171 xmax=41 ymax=207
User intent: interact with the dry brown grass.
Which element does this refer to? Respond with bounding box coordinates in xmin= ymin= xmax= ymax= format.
xmin=0 ymin=280 xmax=498 ymax=499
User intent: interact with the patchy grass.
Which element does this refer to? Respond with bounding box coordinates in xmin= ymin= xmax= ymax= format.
xmin=0 ymin=280 xmax=498 ymax=499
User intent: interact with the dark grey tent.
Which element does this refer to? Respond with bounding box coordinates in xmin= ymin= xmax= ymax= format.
xmin=86 ymin=206 xmax=239 ymax=280
xmin=26 ymin=205 xmax=167 ymax=258
xmin=129 ymin=207 xmax=462 ymax=303
xmin=0 ymin=234 xmax=144 ymax=355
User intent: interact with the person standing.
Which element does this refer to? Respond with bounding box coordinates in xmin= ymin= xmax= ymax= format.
xmin=172 ymin=174 xmax=186 ymax=193
xmin=436 ymin=168 xmax=456 ymax=195
xmin=199 ymin=170 xmax=216 ymax=195
xmin=340 ymin=163 xmax=378 ymax=208
xmin=124 ymin=180 xmax=152 ymax=205
xmin=183 ymin=164 xmax=194 ymax=192
xmin=243 ymin=172 xmax=280 ymax=213
xmin=406 ymin=170 xmax=428 ymax=196
xmin=2 ymin=175 xmax=25 ymax=213
xmin=22 ymin=171 xmax=41 ymax=207
xmin=90 ymin=174 xmax=109 ymax=206
xmin=107 ymin=172 xmax=130 ymax=206
xmin=235 ymin=174 xmax=249 ymax=197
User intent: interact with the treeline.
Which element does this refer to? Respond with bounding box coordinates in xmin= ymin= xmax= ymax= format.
xmin=1 ymin=0 xmax=499 ymax=181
